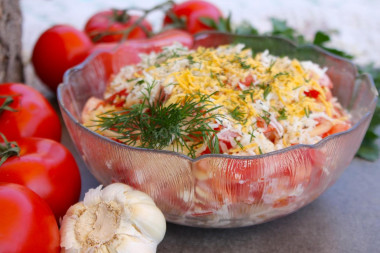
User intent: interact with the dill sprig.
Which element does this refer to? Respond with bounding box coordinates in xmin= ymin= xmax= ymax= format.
xmin=95 ymin=83 xmax=222 ymax=158
xmin=277 ymin=108 xmax=287 ymax=120
xmin=261 ymin=110 xmax=271 ymax=125
xmin=229 ymin=106 xmax=246 ymax=123
xmin=304 ymin=106 xmax=310 ymax=118
xmin=273 ymin=71 xmax=289 ymax=79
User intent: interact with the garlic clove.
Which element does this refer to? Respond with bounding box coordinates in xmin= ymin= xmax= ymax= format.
xmin=130 ymin=203 xmax=167 ymax=242
xmin=60 ymin=183 xmax=166 ymax=253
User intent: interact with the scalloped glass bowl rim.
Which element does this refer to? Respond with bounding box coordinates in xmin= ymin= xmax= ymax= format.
xmin=58 ymin=32 xmax=378 ymax=162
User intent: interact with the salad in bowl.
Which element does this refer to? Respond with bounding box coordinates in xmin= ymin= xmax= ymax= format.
xmin=58 ymin=32 xmax=377 ymax=227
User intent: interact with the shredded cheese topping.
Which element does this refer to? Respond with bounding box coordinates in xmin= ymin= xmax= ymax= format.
xmin=83 ymin=43 xmax=350 ymax=157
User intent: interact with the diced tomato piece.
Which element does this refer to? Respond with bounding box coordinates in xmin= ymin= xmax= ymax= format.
xmin=105 ymin=89 xmax=128 ymax=107
xmin=322 ymin=123 xmax=350 ymax=138
xmin=240 ymin=75 xmax=254 ymax=87
xmin=304 ymin=89 xmax=320 ymax=99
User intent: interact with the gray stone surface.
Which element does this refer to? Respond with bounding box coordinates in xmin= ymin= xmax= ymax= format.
xmin=59 ymin=108 xmax=380 ymax=253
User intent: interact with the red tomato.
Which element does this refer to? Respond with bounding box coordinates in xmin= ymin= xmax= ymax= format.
xmin=0 ymin=137 xmax=81 ymax=220
xmin=323 ymin=122 xmax=350 ymax=138
xmin=85 ymin=10 xmax=152 ymax=43
xmin=89 ymin=29 xmax=194 ymax=55
xmin=304 ymin=89 xmax=320 ymax=99
xmin=32 ymin=25 xmax=93 ymax=92
xmin=0 ymin=83 xmax=61 ymax=142
xmin=164 ymin=0 xmax=223 ymax=34
xmin=0 ymin=183 xmax=60 ymax=252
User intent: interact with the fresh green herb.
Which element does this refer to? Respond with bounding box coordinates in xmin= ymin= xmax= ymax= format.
xmin=304 ymin=106 xmax=310 ymax=118
xmin=277 ymin=108 xmax=287 ymax=120
xmin=356 ymin=64 xmax=380 ymax=161
xmin=267 ymin=60 xmax=276 ymax=73
xmin=215 ymin=74 xmax=224 ymax=87
xmin=200 ymin=13 xmax=233 ymax=33
xmin=95 ymin=82 xmax=222 ymax=158
xmin=292 ymin=85 xmax=301 ymax=90
xmin=235 ymin=138 xmax=244 ymax=149
xmin=210 ymin=71 xmax=224 ymax=87
xmin=263 ymin=85 xmax=271 ymax=100
xmin=258 ymin=146 xmax=263 ymax=155
xmin=235 ymin=21 xmax=259 ymax=35
xmin=136 ymin=80 xmax=145 ymax=85
xmin=210 ymin=71 xmax=215 ymax=79
xmin=234 ymin=56 xmax=252 ymax=69
xmin=126 ymin=78 xmax=137 ymax=82
xmin=273 ymin=72 xmax=289 ymax=79
xmin=261 ymin=110 xmax=271 ymax=125
xmin=242 ymin=89 xmax=255 ymax=102
xmin=187 ymin=55 xmax=195 ymax=64
xmin=313 ymin=31 xmax=354 ymax=59
xmin=238 ymin=94 xmax=246 ymax=101
xmin=248 ymin=130 xmax=256 ymax=142
xmin=229 ymin=106 xmax=246 ymax=123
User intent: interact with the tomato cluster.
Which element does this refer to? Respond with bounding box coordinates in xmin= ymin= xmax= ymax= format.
xmin=0 ymin=83 xmax=81 ymax=252
xmin=32 ymin=0 xmax=222 ymax=93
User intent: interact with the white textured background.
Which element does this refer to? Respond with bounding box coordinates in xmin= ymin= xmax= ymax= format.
xmin=21 ymin=0 xmax=380 ymax=67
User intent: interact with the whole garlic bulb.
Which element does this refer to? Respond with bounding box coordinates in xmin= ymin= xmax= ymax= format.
xmin=60 ymin=183 xmax=166 ymax=253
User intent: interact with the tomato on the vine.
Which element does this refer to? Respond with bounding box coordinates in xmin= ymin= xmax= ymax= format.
xmin=0 ymin=183 xmax=60 ymax=253
xmin=32 ymin=25 xmax=93 ymax=92
xmin=0 ymin=83 xmax=61 ymax=142
xmin=0 ymin=137 xmax=81 ymax=220
xmin=164 ymin=0 xmax=222 ymax=34
xmin=85 ymin=10 xmax=153 ymax=43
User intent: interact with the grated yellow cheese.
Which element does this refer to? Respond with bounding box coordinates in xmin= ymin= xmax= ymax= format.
xmin=90 ymin=43 xmax=351 ymax=157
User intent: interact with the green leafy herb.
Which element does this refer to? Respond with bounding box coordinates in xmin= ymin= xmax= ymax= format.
xmin=187 ymin=55 xmax=195 ymax=64
xmin=200 ymin=13 xmax=232 ymax=33
xmin=229 ymin=106 xmax=246 ymax=123
xmin=235 ymin=138 xmax=244 ymax=149
xmin=235 ymin=21 xmax=259 ymax=35
xmin=313 ymin=31 xmax=354 ymax=59
xmin=304 ymin=106 xmax=310 ymax=118
xmin=263 ymin=85 xmax=271 ymax=100
xmin=277 ymin=108 xmax=287 ymax=120
xmin=95 ymin=82 xmax=222 ymax=158
xmin=261 ymin=110 xmax=271 ymax=125
xmin=248 ymin=130 xmax=256 ymax=142
xmin=273 ymin=72 xmax=289 ymax=79
xmin=356 ymin=64 xmax=380 ymax=160
xmin=267 ymin=60 xmax=276 ymax=73
xmin=258 ymin=146 xmax=263 ymax=155
xmin=136 ymin=80 xmax=145 ymax=85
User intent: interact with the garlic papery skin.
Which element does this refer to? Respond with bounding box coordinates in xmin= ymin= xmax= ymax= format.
xmin=60 ymin=183 xmax=166 ymax=253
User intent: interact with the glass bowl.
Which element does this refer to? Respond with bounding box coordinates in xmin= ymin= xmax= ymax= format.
xmin=58 ymin=32 xmax=378 ymax=228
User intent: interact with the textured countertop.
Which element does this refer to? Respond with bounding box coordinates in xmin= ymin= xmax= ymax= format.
xmin=25 ymin=1 xmax=380 ymax=252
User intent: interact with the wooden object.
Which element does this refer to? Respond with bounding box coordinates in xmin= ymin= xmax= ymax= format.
xmin=0 ymin=0 xmax=23 ymax=83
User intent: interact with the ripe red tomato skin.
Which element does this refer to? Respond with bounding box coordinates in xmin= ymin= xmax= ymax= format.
xmin=85 ymin=10 xmax=153 ymax=43
xmin=164 ymin=0 xmax=223 ymax=34
xmin=0 ymin=137 xmax=81 ymax=221
xmin=32 ymin=25 xmax=93 ymax=92
xmin=0 ymin=83 xmax=61 ymax=142
xmin=0 ymin=183 xmax=60 ymax=253
xmin=89 ymin=29 xmax=194 ymax=55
